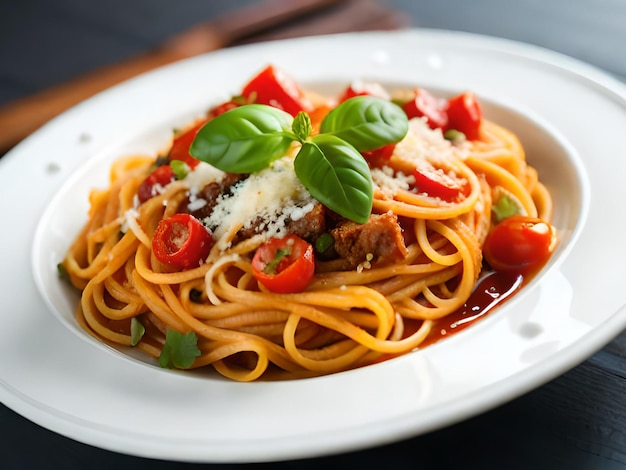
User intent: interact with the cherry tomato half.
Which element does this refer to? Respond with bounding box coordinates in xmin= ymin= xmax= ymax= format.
xmin=483 ymin=215 xmax=556 ymax=275
xmin=445 ymin=91 xmax=482 ymax=140
xmin=412 ymin=162 xmax=470 ymax=202
xmin=138 ymin=165 xmax=175 ymax=203
xmin=152 ymin=213 xmax=214 ymax=270
xmin=241 ymin=65 xmax=313 ymax=117
xmin=362 ymin=143 xmax=396 ymax=168
xmin=208 ymin=100 xmax=240 ymax=118
xmin=251 ymin=234 xmax=315 ymax=294
xmin=337 ymin=81 xmax=390 ymax=103
xmin=402 ymin=88 xmax=449 ymax=130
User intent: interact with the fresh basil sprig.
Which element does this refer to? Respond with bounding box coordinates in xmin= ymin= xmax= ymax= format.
xmin=190 ymin=96 xmax=408 ymax=224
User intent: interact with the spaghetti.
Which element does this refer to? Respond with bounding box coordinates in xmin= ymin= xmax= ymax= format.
xmin=60 ymin=66 xmax=555 ymax=381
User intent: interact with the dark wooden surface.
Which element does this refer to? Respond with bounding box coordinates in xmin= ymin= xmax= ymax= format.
xmin=2 ymin=1 xmax=626 ymax=468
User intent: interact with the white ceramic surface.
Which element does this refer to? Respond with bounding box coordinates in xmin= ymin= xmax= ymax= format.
xmin=1 ymin=30 xmax=626 ymax=463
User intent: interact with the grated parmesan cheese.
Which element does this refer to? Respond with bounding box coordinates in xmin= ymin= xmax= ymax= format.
xmin=395 ymin=117 xmax=466 ymax=166
xmin=203 ymin=156 xmax=315 ymax=249
xmin=184 ymin=161 xmax=225 ymax=190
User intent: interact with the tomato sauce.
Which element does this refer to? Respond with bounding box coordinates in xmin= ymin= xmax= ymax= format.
xmin=419 ymin=270 xmax=523 ymax=347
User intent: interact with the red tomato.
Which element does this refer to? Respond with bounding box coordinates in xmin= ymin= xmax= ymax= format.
xmin=412 ymin=162 xmax=470 ymax=202
xmin=337 ymin=81 xmax=389 ymax=103
xmin=208 ymin=100 xmax=240 ymax=118
xmin=445 ymin=91 xmax=482 ymax=140
xmin=251 ymin=234 xmax=315 ymax=294
xmin=168 ymin=121 xmax=208 ymax=170
xmin=362 ymin=143 xmax=396 ymax=168
xmin=402 ymin=88 xmax=448 ymax=130
xmin=483 ymin=215 xmax=556 ymax=275
xmin=138 ymin=165 xmax=175 ymax=203
xmin=152 ymin=213 xmax=214 ymax=270
xmin=241 ymin=65 xmax=313 ymax=116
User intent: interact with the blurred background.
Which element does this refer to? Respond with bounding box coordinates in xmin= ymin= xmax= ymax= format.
xmin=1 ymin=0 xmax=625 ymax=154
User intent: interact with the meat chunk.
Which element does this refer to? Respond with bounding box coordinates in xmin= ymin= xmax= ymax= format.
xmin=286 ymin=202 xmax=326 ymax=241
xmin=234 ymin=202 xmax=327 ymax=244
xmin=182 ymin=173 xmax=245 ymax=219
xmin=331 ymin=212 xmax=408 ymax=269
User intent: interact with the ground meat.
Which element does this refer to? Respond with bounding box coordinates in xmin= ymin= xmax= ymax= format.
xmin=331 ymin=212 xmax=408 ymax=269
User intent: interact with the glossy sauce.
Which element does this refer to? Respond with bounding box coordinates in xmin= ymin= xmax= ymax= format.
xmin=419 ymin=270 xmax=523 ymax=347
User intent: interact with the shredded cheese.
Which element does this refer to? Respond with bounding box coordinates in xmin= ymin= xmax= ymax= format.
xmin=203 ymin=157 xmax=315 ymax=248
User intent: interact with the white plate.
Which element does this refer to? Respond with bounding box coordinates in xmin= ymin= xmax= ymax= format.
xmin=2 ymin=30 xmax=626 ymax=463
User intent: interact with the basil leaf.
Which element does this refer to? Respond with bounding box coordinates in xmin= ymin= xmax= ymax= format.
xmin=295 ymin=134 xmax=373 ymax=224
xmin=190 ymin=104 xmax=296 ymax=173
xmin=320 ymin=96 xmax=409 ymax=151
xmin=158 ymin=328 xmax=201 ymax=369
xmin=292 ymin=111 xmax=312 ymax=142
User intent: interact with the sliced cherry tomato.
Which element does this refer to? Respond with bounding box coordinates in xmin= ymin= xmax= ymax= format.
xmin=138 ymin=165 xmax=175 ymax=203
xmin=412 ymin=162 xmax=470 ymax=202
xmin=241 ymin=65 xmax=313 ymax=116
xmin=251 ymin=234 xmax=315 ymax=294
xmin=208 ymin=99 xmax=240 ymax=118
xmin=483 ymin=215 xmax=556 ymax=275
xmin=402 ymin=88 xmax=448 ymax=130
xmin=167 ymin=120 xmax=208 ymax=170
xmin=445 ymin=91 xmax=482 ymax=140
xmin=362 ymin=143 xmax=396 ymax=168
xmin=337 ymin=81 xmax=390 ymax=103
xmin=152 ymin=213 xmax=214 ymax=270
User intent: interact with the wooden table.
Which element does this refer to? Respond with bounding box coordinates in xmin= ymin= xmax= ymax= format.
xmin=2 ymin=1 xmax=626 ymax=468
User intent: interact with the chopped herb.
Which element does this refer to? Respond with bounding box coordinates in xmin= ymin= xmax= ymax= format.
xmin=314 ymin=233 xmax=335 ymax=255
xmin=130 ymin=318 xmax=145 ymax=346
xmin=264 ymin=248 xmax=291 ymax=275
xmin=444 ymin=129 xmax=466 ymax=143
xmin=492 ymin=188 xmax=524 ymax=222
xmin=169 ymin=160 xmax=189 ymax=180
xmin=158 ymin=328 xmax=201 ymax=369
xmin=57 ymin=262 xmax=69 ymax=280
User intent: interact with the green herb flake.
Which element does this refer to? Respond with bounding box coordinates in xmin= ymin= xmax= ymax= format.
xmin=314 ymin=233 xmax=334 ymax=254
xmin=57 ymin=262 xmax=69 ymax=280
xmin=169 ymin=160 xmax=189 ymax=180
xmin=130 ymin=318 xmax=145 ymax=347
xmin=264 ymin=248 xmax=291 ymax=275
xmin=443 ymin=129 xmax=466 ymax=143
xmin=158 ymin=328 xmax=201 ymax=369
xmin=492 ymin=188 xmax=524 ymax=223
